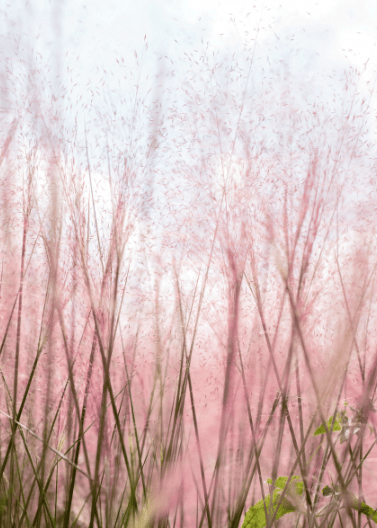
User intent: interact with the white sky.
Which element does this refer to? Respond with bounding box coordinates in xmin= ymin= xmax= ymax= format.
xmin=3 ymin=0 xmax=377 ymax=92
xmin=2 ymin=0 xmax=377 ymax=241
xmin=2 ymin=0 xmax=377 ymax=170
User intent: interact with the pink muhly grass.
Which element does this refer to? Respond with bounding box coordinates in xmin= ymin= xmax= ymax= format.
xmin=0 ymin=25 xmax=377 ymax=528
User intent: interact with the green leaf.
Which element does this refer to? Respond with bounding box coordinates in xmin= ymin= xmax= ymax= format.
xmin=322 ymin=487 xmax=377 ymax=524
xmin=242 ymin=477 xmax=303 ymax=528
xmin=322 ymin=484 xmax=340 ymax=496
xmin=243 ymin=479 xmax=377 ymax=528
xmin=314 ymin=415 xmax=342 ymax=436
xmin=346 ymin=493 xmax=377 ymax=523
xmin=354 ymin=501 xmax=377 ymax=523
xmin=270 ymin=476 xmax=304 ymax=495
xmin=322 ymin=485 xmax=333 ymax=497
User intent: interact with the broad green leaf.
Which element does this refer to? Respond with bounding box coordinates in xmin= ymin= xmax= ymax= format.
xmin=243 ymin=478 xmax=377 ymax=528
xmin=314 ymin=415 xmax=342 ymax=436
xmin=266 ymin=476 xmax=303 ymax=493
xmin=242 ymin=477 xmax=303 ymax=528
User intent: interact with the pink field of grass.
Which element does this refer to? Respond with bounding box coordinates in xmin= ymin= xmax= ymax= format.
xmin=0 ymin=23 xmax=377 ymax=528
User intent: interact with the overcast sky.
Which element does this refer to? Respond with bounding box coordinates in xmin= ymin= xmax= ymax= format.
xmin=0 ymin=0 xmax=375 ymax=137
xmin=2 ymin=0 xmax=377 ymax=98
xmin=2 ymin=0 xmax=377 ymax=175
xmin=1 ymin=0 xmax=377 ymax=243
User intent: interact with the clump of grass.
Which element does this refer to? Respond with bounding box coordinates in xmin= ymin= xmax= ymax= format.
xmin=0 ymin=19 xmax=377 ymax=528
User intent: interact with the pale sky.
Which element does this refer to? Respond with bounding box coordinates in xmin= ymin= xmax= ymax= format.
xmin=1 ymin=0 xmax=377 ymax=240
xmin=2 ymin=0 xmax=377 ymax=173
xmin=3 ymin=0 xmax=377 ymax=97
